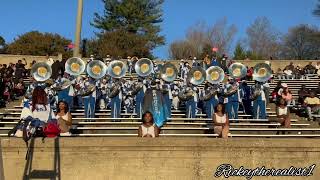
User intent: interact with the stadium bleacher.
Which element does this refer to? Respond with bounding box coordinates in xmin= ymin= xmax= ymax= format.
xmin=0 ymin=73 xmax=319 ymax=138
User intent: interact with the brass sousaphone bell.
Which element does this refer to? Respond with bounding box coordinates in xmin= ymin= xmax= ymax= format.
xmin=108 ymin=60 xmax=128 ymax=78
xmin=253 ymin=63 xmax=272 ymax=82
xmin=187 ymin=67 xmax=206 ymax=85
xmin=160 ymin=62 xmax=178 ymax=82
xmin=86 ymin=60 xmax=107 ymax=79
xmin=228 ymin=63 xmax=247 ymax=79
xmin=65 ymin=57 xmax=86 ymax=76
xmin=206 ymin=66 xmax=225 ymax=84
xmin=135 ymin=58 xmax=154 ymax=77
xmin=31 ymin=62 xmax=52 ymax=82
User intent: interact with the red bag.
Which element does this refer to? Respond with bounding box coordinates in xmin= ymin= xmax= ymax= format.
xmin=44 ymin=121 xmax=61 ymax=138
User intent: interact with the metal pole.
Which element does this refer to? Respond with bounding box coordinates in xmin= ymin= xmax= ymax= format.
xmin=73 ymin=0 xmax=83 ymax=57
xmin=0 ymin=139 xmax=5 ymax=180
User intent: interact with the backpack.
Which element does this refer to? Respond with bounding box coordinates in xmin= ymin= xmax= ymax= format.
xmin=43 ymin=120 xmax=61 ymax=138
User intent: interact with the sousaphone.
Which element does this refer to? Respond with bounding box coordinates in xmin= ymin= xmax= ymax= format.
xmin=160 ymin=62 xmax=178 ymax=82
xmin=253 ymin=63 xmax=272 ymax=82
xmin=65 ymin=57 xmax=86 ymax=76
xmin=135 ymin=58 xmax=154 ymax=77
xmin=31 ymin=62 xmax=52 ymax=82
xmin=86 ymin=60 xmax=107 ymax=79
xmin=206 ymin=66 xmax=225 ymax=84
xmin=187 ymin=67 xmax=206 ymax=86
xmin=108 ymin=60 xmax=128 ymax=78
xmin=228 ymin=63 xmax=247 ymax=79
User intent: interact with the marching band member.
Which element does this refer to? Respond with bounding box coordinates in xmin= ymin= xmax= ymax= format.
xmin=74 ymin=76 xmax=84 ymax=108
xmin=202 ymin=83 xmax=219 ymax=118
xmin=55 ymin=73 xmax=75 ymax=110
xmin=109 ymin=78 xmax=123 ymax=119
xmin=98 ymin=78 xmax=109 ymax=109
xmin=171 ymin=82 xmax=180 ymax=110
xmin=127 ymin=56 xmax=133 ymax=75
xmin=133 ymin=78 xmax=145 ymax=118
xmin=239 ymin=80 xmax=252 ymax=115
xmin=160 ymin=80 xmax=173 ymax=118
xmin=179 ymin=59 xmax=185 ymax=78
xmin=252 ymin=81 xmax=268 ymax=119
xmin=224 ymin=78 xmax=242 ymax=120
xmin=82 ymin=77 xmax=97 ymax=119
xmin=184 ymin=82 xmax=198 ymax=118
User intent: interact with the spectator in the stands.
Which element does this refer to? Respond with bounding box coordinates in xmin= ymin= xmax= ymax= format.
xmin=51 ymin=60 xmax=63 ymax=80
xmin=276 ymin=68 xmax=284 ymax=79
xmin=213 ymin=103 xmax=229 ymax=139
xmin=313 ymin=82 xmax=320 ymax=95
xmin=210 ymin=55 xmax=220 ymax=67
xmin=14 ymin=78 xmax=25 ymax=97
xmin=276 ymin=98 xmax=291 ymax=128
xmin=272 ymin=81 xmax=283 ymax=102
xmin=138 ymin=111 xmax=159 ymax=138
xmin=15 ymin=59 xmax=27 ymax=79
xmin=304 ymin=62 xmax=316 ymax=74
xmin=304 ymin=91 xmax=320 ymax=121
xmin=285 ymin=62 xmax=295 ymax=71
xmin=316 ymin=62 xmax=320 ymax=73
xmin=298 ymin=85 xmax=310 ymax=104
xmin=278 ymin=84 xmax=294 ymax=106
xmin=56 ymin=101 xmax=72 ymax=135
xmin=283 ymin=67 xmax=293 ymax=79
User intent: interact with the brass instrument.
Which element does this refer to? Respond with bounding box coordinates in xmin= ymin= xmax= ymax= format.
xmin=228 ymin=63 xmax=247 ymax=79
xmin=131 ymin=82 xmax=144 ymax=96
xmin=178 ymin=89 xmax=194 ymax=101
xmin=160 ymin=62 xmax=178 ymax=82
xmin=86 ymin=60 xmax=107 ymax=79
xmin=253 ymin=63 xmax=272 ymax=82
xmin=186 ymin=67 xmax=206 ymax=85
xmin=135 ymin=58 xmax=154 ymax=77
xmin=206 ymin=66 xmax=225 ymax=84
xmin=79 ymin=84 xmax=96 ymax=96
xmin=250 ymin=84 xmax=262 ymax=100
xmin=65 ymin=57 xmax=86 ymax=76
xmin=30 ymin=62 xmax=52 ymax=82
xmin=52 ymin=79 xmax=72 ymax=91
xmin=224 ymin=84 xmax=238 ymax=97
xmin=109 ymin=83 xmax=121 ymax=98
xmin=108 ymin=60 xmax=128 ymax=78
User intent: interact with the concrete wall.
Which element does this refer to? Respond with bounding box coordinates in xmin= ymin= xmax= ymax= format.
xmin=1 ymin=137 xmax=319 ymax=180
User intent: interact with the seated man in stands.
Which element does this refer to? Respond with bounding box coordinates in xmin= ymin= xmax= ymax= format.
xmin=304 ymin=62 xmax=316 ymax=74
xmin=304 ymin=91 xmax=320 ymax=121
xmin=276 ymin=68 xmax=284 ymax=79
xmin=283 ymin=67 xmax=293 ymax=79
xmin=298 ymin=85 xmax=309 ymax=104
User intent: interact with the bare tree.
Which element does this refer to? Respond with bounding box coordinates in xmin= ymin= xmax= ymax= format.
xmin=246 ymin=17 xmax=281 ymax=59
xmin=169 ymin=18 xmax=237 ymax=59
xmin=281 ymin=24 xmax=320 ymax=60
xmin=208 ymin=17 xmax=237 ymax=56
xmin=169 ymin=40 xmax=196 ymax=59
